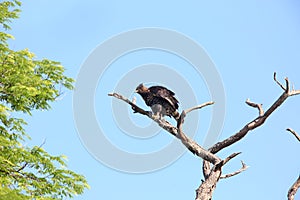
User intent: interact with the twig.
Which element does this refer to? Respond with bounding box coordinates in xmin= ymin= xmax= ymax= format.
xmin=274 ymin=72 xmax=286 ymax=91
xmin=184 ymin=101 xmax=214 ymax=115
xmin=246 ymin=99 xmax=264 ymax=116
xmin=286 ymin=128 xmax=300 ymax=142
xmin=220 ymin=161 xmax=249 ymax=179
xmin=288 ymin=175 xmax=300 ymax=200
xmin=222 ymin=152 xmax=241 ymax=166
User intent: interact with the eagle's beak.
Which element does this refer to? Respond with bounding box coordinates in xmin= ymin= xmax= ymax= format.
xmin=134 ymin=89 xmax=138 ymax=93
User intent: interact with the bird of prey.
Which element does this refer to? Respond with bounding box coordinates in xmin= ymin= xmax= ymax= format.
xmin=135 ymin=83 xmax=180 ymax=120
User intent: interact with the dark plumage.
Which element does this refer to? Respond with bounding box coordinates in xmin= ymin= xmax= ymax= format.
xmin=135 ymin=83 xmax=180 ymax=120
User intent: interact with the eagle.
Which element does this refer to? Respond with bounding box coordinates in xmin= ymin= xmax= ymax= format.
xmin=135 ymin=83 xmax=180 ymax=120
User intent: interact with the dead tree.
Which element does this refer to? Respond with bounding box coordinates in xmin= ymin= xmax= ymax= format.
xmin=109 ymin=72 xmax=300 ymax=200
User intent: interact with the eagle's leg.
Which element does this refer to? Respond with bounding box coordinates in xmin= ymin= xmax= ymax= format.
xmin=151 ymin=104 xmax=164 ymax=120
xmin=153 ymin=113 xmax=163 ymax=120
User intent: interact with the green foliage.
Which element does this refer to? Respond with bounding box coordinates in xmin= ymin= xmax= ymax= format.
xmin=0 ymin=0 xmax=21 ymax=30
xmin=0 ymin=1 xmax=89 ymax=199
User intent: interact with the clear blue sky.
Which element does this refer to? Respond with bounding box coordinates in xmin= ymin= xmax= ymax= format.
xmin=8 ymin=1 xmax=300 ymax=199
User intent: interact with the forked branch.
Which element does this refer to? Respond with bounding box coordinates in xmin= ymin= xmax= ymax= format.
xmin=274 ymin=72 xmax=287 ymax=91
xmin=246 ymin=99 xmax=264 ymax=116
xmin=177 ymin=102 xmax=220 ymax=164
xmin=208 ymin=72 xmax=300 ymax=154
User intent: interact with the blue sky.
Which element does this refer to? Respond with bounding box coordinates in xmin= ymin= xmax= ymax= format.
xmin=8 ymin=0 xmax=300 ymax=199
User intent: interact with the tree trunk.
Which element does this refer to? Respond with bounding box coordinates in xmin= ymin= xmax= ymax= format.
xmin=195 ymin=168 xmax=221 ymax=200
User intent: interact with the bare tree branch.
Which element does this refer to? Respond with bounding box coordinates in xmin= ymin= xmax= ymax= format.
xmin=286 ymin=128 xmax=300 ymax=142
xmin=109 ymin=92 xmax=220 ymax=164
xmin=209 ymin=73 xmax=300 ymax=154
xmin=288 ymin=176 xmax=300 ymax=200
xmin=108 ymin=93 xmax=151 ymax=116
xmin=221 ymin=161 xmax=249 ymax=179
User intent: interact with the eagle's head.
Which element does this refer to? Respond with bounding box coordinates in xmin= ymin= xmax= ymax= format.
xmin=135 ymin=83 xmax=149 ymax=94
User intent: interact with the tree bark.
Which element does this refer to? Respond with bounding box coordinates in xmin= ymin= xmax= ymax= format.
xmin=196 ymin=169 xmax=221 ymax=200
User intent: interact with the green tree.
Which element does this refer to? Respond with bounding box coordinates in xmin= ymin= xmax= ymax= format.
xmin=0 ymin=1 xmax=89 ymax=199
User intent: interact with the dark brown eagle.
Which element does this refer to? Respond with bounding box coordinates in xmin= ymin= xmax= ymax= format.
xmin=135 ymin=83 xmax=180 ymax=120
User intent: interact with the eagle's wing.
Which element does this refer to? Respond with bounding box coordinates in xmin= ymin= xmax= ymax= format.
xmin=149 ymin=86 xmax=179 ymax=109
